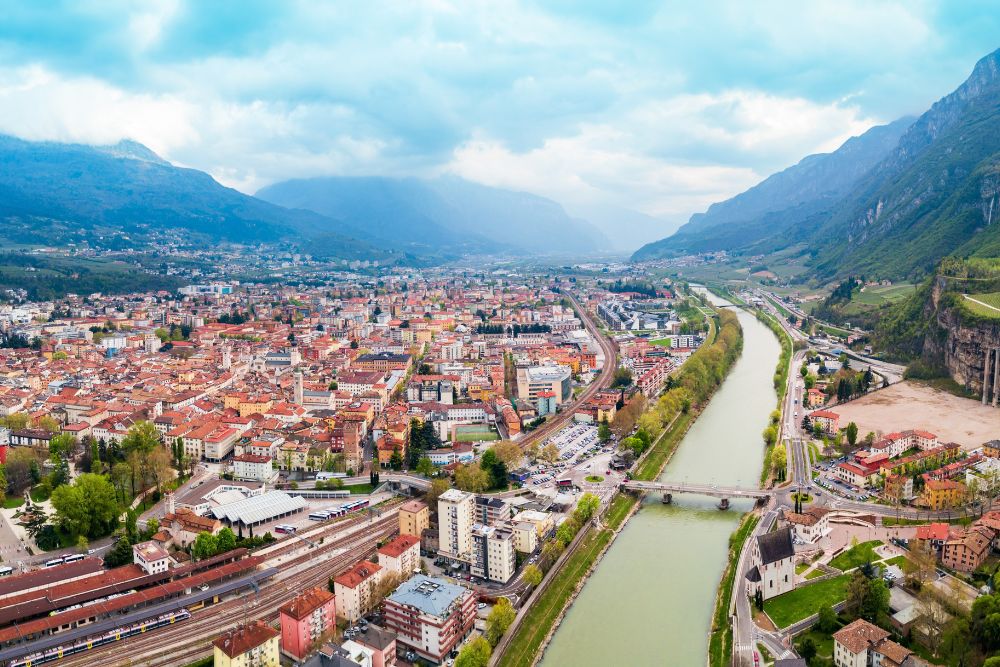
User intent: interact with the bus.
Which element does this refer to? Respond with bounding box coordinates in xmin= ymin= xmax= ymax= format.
xmin=556 ymin=478 xmax=573 ymax=488
xmin=0 ymin=565 xmax=13 ymax=577
xmin=315 ymin=472 xmax=347 ymax=481
xmin=340 ymin=499 xmax=369 ymax=513
xmin=63 ymin=554 xmax=85 ymax=564
xmin=44 ymin=557 xmax=65 ymax=568
xmin=274 ymin=524 xmax=298 ymax=535
xmin=308 ymin=511 xmax=331 ymax=521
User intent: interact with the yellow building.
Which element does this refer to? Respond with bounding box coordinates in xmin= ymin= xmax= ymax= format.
xmin=399 ymin=499 xmax=430 ymax=537
xmin=213 ymin=621 xmax=280 ymax=667
xmin=984 ymin=439 xmax=1000 ymax=458
xmin=922 ymin=479 xmax=965 ymax=510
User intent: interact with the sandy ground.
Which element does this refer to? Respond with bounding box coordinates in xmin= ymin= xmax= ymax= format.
xmin=832 ymin=381 xmax=1000 ymax=450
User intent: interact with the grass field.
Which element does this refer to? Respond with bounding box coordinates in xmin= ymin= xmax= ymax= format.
xmin=496 ymin=527 xmax=613 ymax=667
xmin=963 ymin=292 xmax=1000 ymax=319
xmin=454 ymin=426 xmax=500 ymax=442
xmin=829 ymin=540 xmax=882 ymax=572
xmin=763 ymin=574 xmax=850 ymax=628
xmin=2 ymin=497 xmax=24 ymax=509
xmin=649 ymin=338 xmax=673 ymax=347
xmin=854 ymin=283 xmax=917 ymax=305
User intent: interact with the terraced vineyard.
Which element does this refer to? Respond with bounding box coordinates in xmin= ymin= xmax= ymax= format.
xmin=963 ymin=292 xmax=1000 ymax=318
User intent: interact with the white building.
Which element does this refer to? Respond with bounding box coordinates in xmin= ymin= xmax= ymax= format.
xmin=377 ymin=534 xmax=422 ymax=577
xmin=471 ymin=524 xmax=516 ymax=583
xmin=745 ymin=527 xmax=795 ymax=601
xmin=231 ymin=453 xmax=274 ymax=482
xmin=438 ymin=489 xmax=475 ymax=563
xmin=133 ymin=540 xmax=171 ymax=575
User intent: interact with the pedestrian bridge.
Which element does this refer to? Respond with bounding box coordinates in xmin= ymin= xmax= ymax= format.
xmin=621 ymin=480 xmax=771 ymax=507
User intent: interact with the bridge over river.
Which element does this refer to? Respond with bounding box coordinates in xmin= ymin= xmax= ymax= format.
xmin=621 ymin=480 xmax=771 ymax=509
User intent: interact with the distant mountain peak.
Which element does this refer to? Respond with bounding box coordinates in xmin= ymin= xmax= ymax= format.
xmin=96 ymin=139 xmax=170 ymax=165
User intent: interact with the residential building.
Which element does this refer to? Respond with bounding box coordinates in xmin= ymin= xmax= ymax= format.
xmin=213 ymin=621 xmax=281 ymax=667
xmin=233 ymin=453 xmax=274 ymax=482
xmin=438 ymin=489 xmax=474 ymax=563
xmin=334 ymin=561 xmax=383 ymax=622
xmin=810 ymin=410 xmax=840 ymax=434
xmin=471 ymin=524 xmax=516 ymax=583
xmin=279 ymin=587 xmax=338 ymax=661
xmin=132 ymin=541 xmax=171 ymax=575
xmin=832 ymin=618 xmax=915 ymax=667
xmin=377 ymin=534 xmax=422 ymax=578
xmin=383 ymin=575 xmax=476 ymax=664
xmin=984 ymin=439 xmax=1000 ymax=458
xmin=512 ymin=521 xmax=538 ymax=554
xmin=942 ymin=525 xmax=995 ymax=573
xmin=746 ymin=527 xmax=795 ymax=601
xmin=474 ymin=496 xmax=510 ymax=526
xmin=353 ymin=625 xmax=397 ymax=667
xmin=921 ymin=479 xmax=964 ymax=510
xmin=398 ymin=499 xmax=429 ymax=538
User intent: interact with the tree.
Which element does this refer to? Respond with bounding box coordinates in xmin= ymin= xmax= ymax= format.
xmin=845 ymin=421 xmax=859 ymax=448
xmin=454 ymin=464 xmax=490 ymax=493
xmin=121 ymin=420 xmax=160 ymax=454
xmin=490 ymin=441 xmax=523 ymax=469
xmin=573 ymin=493 xmax=600 ymax=524
xmin=798 ymin=637 xmax=817 ymax=663
xmin=104 ymin=536 xmax=134 ymax=567
xmin=762 ymin=425 xmax=778 ymax=447
xmin=770 ymin=443 xmax=787 ymax=480
xmin=597 ymin=420 xmax=612 ymax=443
xmin=192 ymin=532 xmax=219 ymax=560
xmin=217 ymin=527 xmax=237 ymax=553
xmin=426 ymin=478 xmax=452 ymax=506
xmin=556 ymin=517 xmax=580 ymax=546
xmin=415 ymin=456 xmax=434 ymax=477
xmin=817 ymin=604 xmax=838 ymax=633
xmin=479 ymin=450 xmax=507 ymax=490
xmin=48 ymin=433 xmax=76 ymax=461
xmin=50 ymin=473 xmax=120 ymax=539
xmin=389 ymin=447 xmax=403 ymax=471
xmin=540 ymin=443 xmax=559 ymax=463
xmin=539 ymin=539 xmax=565 ymax=571
xmin=5 ymin=448 xmax=37 ymax=495
xmin=844 ymin=571 xmax=889 ymax=624
xmin=610 ymin=367 xmax=633 ymax=388
xmin=522 ymin=563 xmax=542 ymax=588
xmin=76 ymin=534 xmax=89 ymax=553
xmin=455 ymin=636 xmax=491 ymax=667
xmin=485 ymin=598 xmax=516 ymax=646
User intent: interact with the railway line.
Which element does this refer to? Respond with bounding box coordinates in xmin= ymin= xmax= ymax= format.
xmin=518 ymin=293 xmax=618 ymax=449
xmin=54 ymin=511 xmax=400 ymax=667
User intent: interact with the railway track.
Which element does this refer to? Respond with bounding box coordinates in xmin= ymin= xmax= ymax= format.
xmin=52 ymin=512 xmax=399 ymax=667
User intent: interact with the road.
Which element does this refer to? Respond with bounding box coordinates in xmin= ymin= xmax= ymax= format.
xmin=516 ymin=292 xmax=618 ymax=450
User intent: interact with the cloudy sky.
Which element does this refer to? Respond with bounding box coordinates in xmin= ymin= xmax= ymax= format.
xmin=0 ymin=1 xmax=997 ymax=237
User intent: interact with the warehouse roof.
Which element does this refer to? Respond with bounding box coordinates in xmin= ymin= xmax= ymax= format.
xmin=210 ymin=490 xmax=306 ymax=525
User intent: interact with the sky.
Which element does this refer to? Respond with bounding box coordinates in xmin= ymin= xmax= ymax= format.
xmin=0 ymin=0 xmax=997 ymax=243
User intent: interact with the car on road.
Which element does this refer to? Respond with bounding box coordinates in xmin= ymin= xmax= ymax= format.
xmin=477 ymin=602 xmax=487 ymax=609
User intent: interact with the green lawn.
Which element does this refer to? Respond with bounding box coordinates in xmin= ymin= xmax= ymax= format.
xmin=497 ymin=527 xmax=612 ymax=667
xmin=805 ymin=568 xmax=826 ymax=580
xmin=794 ymin=628 xmax=836 ymax=663
xmin=963 ymin=293 xmax=1000 ymax=319
xmin=763 ymin=575 xmax=850 ymax=628
xmin=795 ymin=563 xmax=810 ymax=575
xmin=344 ymin=483 xmax=376 ymax=494
xmin=454 ymin=429 xmax=500 ymax=442
xmin=829 ymin=540 xmax=882 ymax=571
xmin=2 ymin=497 xmax=24 ymax=509
xmin=649 ymin=338 xmax=673 ymax=347
xmin=29 ymin=486 xmax=50 ymax=503
xmin=882 ymin=555 xmax=916 ymax=573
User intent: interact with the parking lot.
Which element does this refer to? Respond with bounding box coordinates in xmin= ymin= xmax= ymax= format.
xmin=811 ymin=458 xmax=875 ymax=501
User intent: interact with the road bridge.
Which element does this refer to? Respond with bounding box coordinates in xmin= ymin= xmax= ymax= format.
xmin=621 ymin=480 xmax=770 ymax=509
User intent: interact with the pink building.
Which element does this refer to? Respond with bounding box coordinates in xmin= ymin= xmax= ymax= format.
xmin=279 ymin=586 xmax=337 ymax=660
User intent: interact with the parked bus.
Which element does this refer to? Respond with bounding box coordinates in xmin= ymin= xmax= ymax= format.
xmin=44 ymin=557 xmax=65 ymax=568
xmin=556 ymin=478 xmax=573 ymax=488
xmin=0 ymin=566 xmax=13 ymax=577
xmin=63 ymin=554 xmax=85 ymax=564
xmin=274 ymin=524 xmax=297 ymax=535
xmin=308 ymin=511 xmax=331 ymax=521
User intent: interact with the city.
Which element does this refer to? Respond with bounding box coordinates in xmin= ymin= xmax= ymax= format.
xmin=0 ymin=4 xmax=999 ymax=667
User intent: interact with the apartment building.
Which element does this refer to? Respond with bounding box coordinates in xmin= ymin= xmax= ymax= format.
xmin=471 ymin=524 xmax=516 ymax=583
xmin=383 ymin=575 xmax=476 ymax=664
xmin=438 ymin=489 xmax=474 ymax=563
xmin=334 ymin=561 xmax=383 ymax=622
xmin=377 ymin=534 xmax=422 ymax=578
xmin=398 ymin=499 xmax=429 ymax=538
xmin=213 ymin=621 xmax=281 ymax=667
xmin=279 ymin=587 xmax=337 ymax=661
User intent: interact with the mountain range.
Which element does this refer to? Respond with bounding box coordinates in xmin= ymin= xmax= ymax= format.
xmin=0 ymin=136 xmax=611 ymax=263
xmin=257 ymin=175 xmax=609 ymax=256
xmin=635 ymin=47 xmax=1000 ymax=281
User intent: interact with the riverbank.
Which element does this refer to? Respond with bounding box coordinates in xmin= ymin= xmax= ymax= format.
xmin=497 ymin=305 xmax=744 ymax=667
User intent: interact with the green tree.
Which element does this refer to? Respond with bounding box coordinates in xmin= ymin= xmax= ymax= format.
xmin=479 ymin=449 xmax=507 ymax=490
xmin=522 ymin=563 xmax=542 ymax=588
xmin=389 ymin=447 xmax=403 ymax=471
xmin=798 ymin=637 xmax=817 ymax=663
xmin=817 ymin=604 xmax=839 ymax=633
xmin=573 ymin=493 xmax=600 ymax=524
xmin=484 ymin=597 xmax=516 ymax=646
xmin=455 ymin=636 xmax=491 ymax=667
xmin=121 ymin=420 xmax=160 ymax=454
xmin=415 ymin=456 xmax=434 ymax=477
xmin=192 ymin=532 xmax=219 ymax=560
xmin=845 ymin=421 xmax=859 ymax=448
xmin=597 ymin=420 xmax=612 ymax=443
xmin=216 ymin=526 xmax=237 ymax=553
xmin=48 ymin=433 xmax=76 ymax=461
xmin=76 ymin=534 xmax=89 ymax=553
xmin=556 ymin=517 xmax=580 ymax=546
xmin=50 ymin=473 xmax=120 ymax=538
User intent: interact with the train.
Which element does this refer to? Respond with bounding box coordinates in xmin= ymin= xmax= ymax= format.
xmin=8 ymin=609 xmax=191 ymax=667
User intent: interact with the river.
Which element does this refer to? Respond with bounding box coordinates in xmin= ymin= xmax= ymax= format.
xmin=540 ymin=292 xmax=781 ymax=666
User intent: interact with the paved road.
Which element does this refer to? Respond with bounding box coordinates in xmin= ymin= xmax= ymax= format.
xmin=0 ymin=504 xmax=30 ymax=567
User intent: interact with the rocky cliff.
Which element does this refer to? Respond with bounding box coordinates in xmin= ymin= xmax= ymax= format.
xmin=925 ymin=277 xmax=1000 ymax=398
